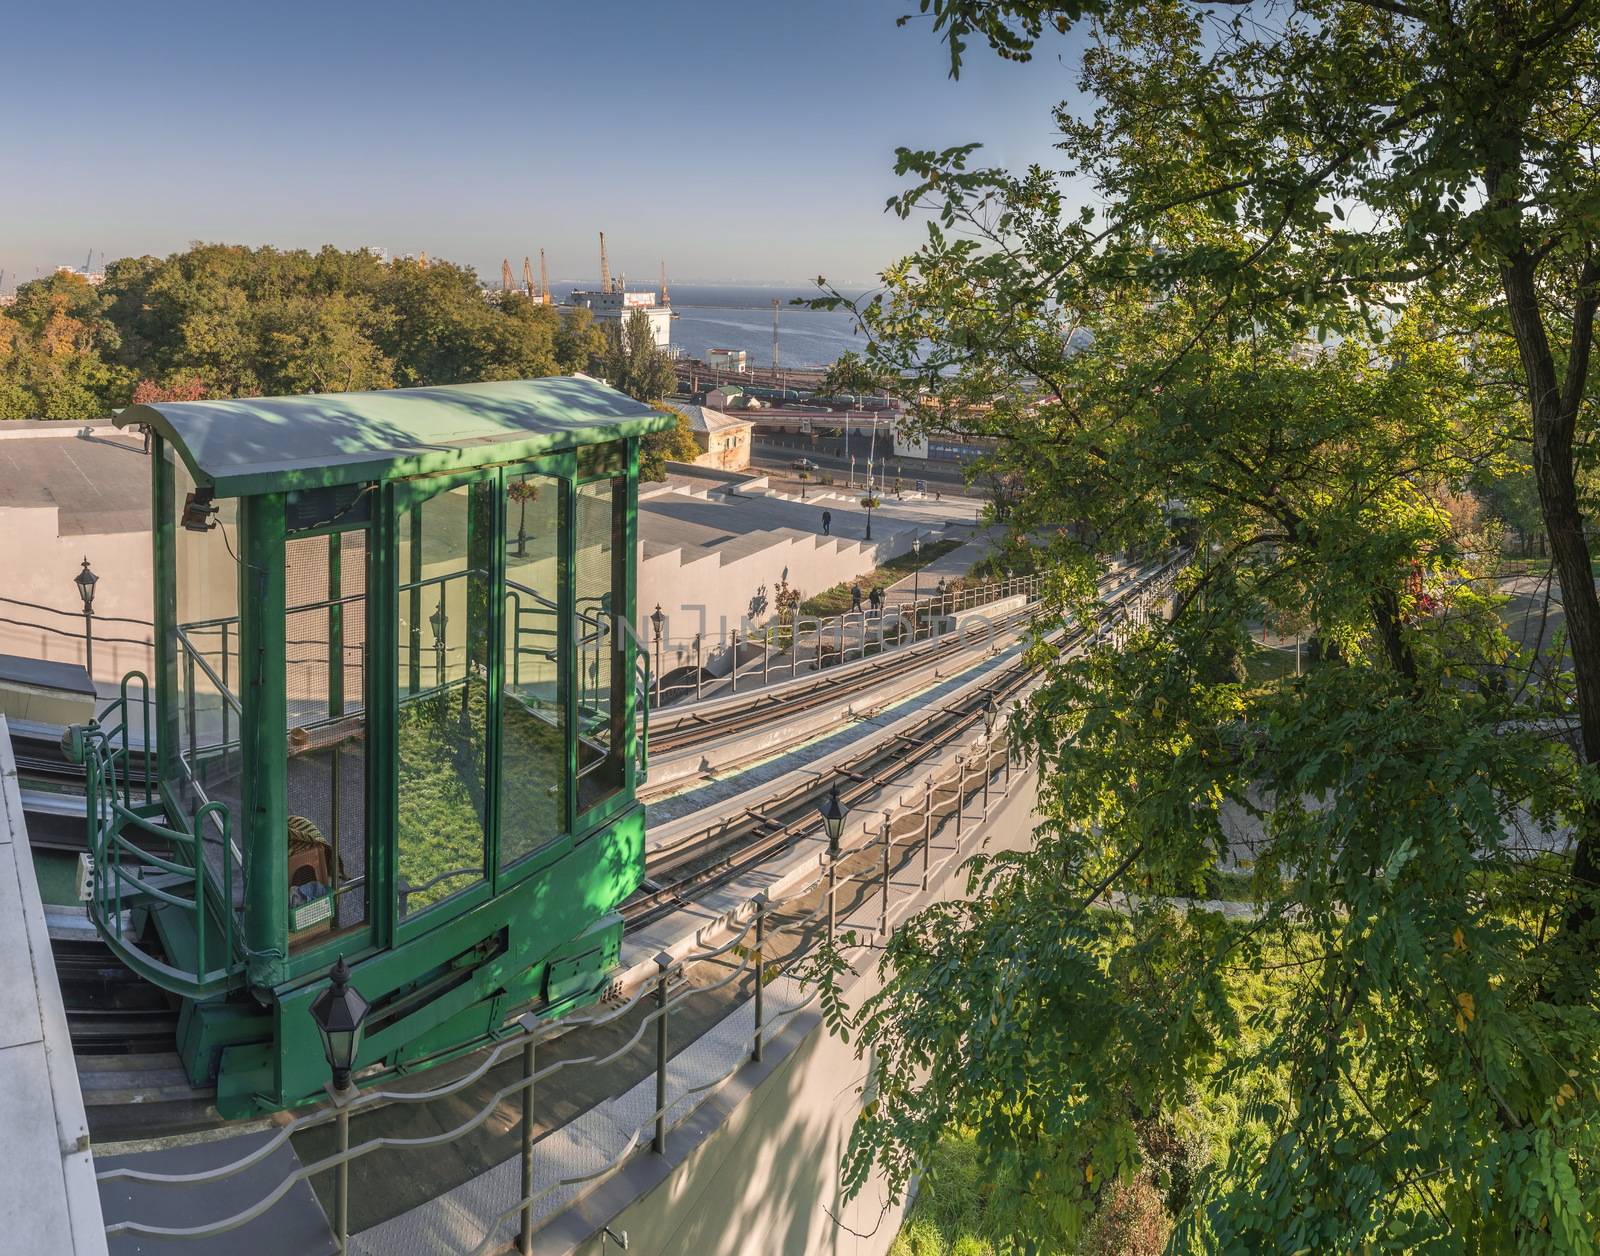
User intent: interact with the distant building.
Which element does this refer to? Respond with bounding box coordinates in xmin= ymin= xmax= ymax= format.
xmin=676 ymin=405 xmax=753 ymax=471
xmin=706 ymin=347 xmax=747 ymax=373
xmin=565 ymin=288 xmax=672 ymax=350
xmin=55 ymin=265 xmax=105 ymax=286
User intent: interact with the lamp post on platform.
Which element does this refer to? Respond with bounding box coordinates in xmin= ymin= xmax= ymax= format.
xmin=650 ymin=604 xmax=664 ymax=708
xmin=74 ymin=557 xmax=98 ymax=679
xmin=310 ymin=956 xmax=370 ymax=1256
xmin=819 ymin=782 xmax=847 ymax=941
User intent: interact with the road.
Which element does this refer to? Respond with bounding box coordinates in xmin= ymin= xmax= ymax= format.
xmin=751 ymin=437 xmax=975 ymax=494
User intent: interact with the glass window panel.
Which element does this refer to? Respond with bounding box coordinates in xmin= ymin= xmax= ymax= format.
xmin=396 ymin=483 xmax=492 ymax=919
xmin=171 ymin=451 xmax=242 ymax=812
xmin=169 ymin=450 xmax=244 ymax=920
xmin=284 ymin=530 xmax=370 ymax=950
xmin=576 ymin=477 xmax=626 ymax=815
xmin=500 ymin=472 xmax=564 ymax=868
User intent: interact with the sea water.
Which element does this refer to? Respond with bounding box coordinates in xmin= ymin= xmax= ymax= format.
xmin=551 ymin=282 xmax=871 ymax=370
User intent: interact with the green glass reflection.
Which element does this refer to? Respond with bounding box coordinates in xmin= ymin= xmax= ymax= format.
xmin=576 ymin=478 xmax=625 ymax=814
xmin=396 ymin=482 xmax=490 ymax=918
xmin=500 ymin=472 xmax=564 ymax=868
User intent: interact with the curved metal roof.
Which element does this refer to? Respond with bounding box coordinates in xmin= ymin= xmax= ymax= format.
xmin=115 ymin=376 xmax=672 ymax=496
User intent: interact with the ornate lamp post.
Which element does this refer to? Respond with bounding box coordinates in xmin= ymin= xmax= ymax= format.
xmin=74 ymin=557 xmax=98 ymax=679
xmin=649 ymin=604 xmax=665 ymax=708
xmin=819 ymin=782 xmax=847 ymax=941
xmin=310 ymin=955 xmax=370 ymax=1255
xmin=910 ymin=535 xmax=923 ymax=632
xmin=429 ymin=602 xmax=447 ymax=688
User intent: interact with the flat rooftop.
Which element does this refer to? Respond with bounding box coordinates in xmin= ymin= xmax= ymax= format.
xmin=0 ymin=422 xmax=150 ymax=536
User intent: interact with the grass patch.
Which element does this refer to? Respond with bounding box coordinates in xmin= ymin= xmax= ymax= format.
xmin=1242 ymin=644 xmax=1305 ymax=686
xmin=799 ymin=539 xmax=964 ymax=617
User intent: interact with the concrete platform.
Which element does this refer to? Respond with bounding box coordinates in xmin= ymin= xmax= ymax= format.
xmin=0 ymin=717 xmax=106 ymax=1255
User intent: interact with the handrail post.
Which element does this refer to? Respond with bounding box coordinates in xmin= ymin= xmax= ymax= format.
xmin=334 ymin=1090 xmax=351 ymax=1255
xmin=983 ymin=741 xmax=991 ymax=812
xmin=955 ymin=756 xmax=965 ymax=838
xmin=220 ymin=621 xmax=230 ymax=764
xmin=1004 ymin=731 xmax=1012 ymax=786
xmin=880 ymin=811 xmax=891 ymax=937
xmin=653 ymin=952 xmax=672 ymax=1154
xmin=751 ymin=895 xmax=766 ymax=1063
xmin=921 ymin=777 xmax=932 ymax=891
xmin=517 ymin=1026 xmax=537 ymax=1255
xmin=827 ymin=851 xmax=838 ymax=944
xmin=763 ymin=626 xmax=771 ymax=686
xmin=693 ymin=634 xmax=703 ymax=702
xmin=730 ymin=628 xmax=740 ymax=693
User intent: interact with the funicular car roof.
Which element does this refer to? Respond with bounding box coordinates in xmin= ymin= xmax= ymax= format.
xmin=116 ymin=375 xmax=672 ymax=496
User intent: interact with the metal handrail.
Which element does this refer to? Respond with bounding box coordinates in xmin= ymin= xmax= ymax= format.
xmin=82 ymin=674 xmax=243 ymax=998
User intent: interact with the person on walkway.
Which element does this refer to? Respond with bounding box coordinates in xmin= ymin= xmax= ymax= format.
xmin=869 ymin=585 xmax=884 ymax=616
xmin=851 ymin=583 xmax=863 ymax=614
xmin=821 ymin=509 xmax=832 ymax=536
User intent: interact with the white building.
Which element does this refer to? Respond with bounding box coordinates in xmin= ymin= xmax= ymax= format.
xmin=565 ymin=288 xmax=672 ymax=350
xmin=706 ymin=347 xmax=747 ymax=373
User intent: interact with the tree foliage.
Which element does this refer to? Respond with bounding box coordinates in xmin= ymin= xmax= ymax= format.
xmin=0 ymin=243 xmax=612 ymax=419
xmin=600 ymin=308 xmax=676 ymax=403
xmin=816 ymin=2 xmax=1600 ymax=1248
xmin=640 ymin=404 xmax=703 ymax=482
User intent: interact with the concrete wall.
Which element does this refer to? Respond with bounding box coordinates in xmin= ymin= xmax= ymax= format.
xmin=565 ymin=772 xmax=1042 ymax=1256
xmin=0 ymin=503 xmax=154 ymax=684
xmin=690 ymin=425 xmax=752 ymax=472
xmin=638 ymin=514 xmax=918 ymax=670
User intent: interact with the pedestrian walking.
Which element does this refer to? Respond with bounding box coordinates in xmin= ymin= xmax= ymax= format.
xmin=869 ymin=585 xmax=884 ymax=616
xmin=821 ymin=509 xmax=832 ymax=536
xmin=851 ymin=583 xmax=863 ymax=613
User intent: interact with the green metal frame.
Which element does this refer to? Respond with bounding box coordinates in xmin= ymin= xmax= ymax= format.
xmin=84 ymin=391 xmax=660 ymax=1113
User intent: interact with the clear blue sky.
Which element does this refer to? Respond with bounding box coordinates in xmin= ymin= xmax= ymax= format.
xmin=0 ymin=0 xmax=1088 ymax=292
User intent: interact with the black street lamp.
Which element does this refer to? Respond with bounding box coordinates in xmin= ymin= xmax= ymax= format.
xmin=910 ymin=535 xmax=923 ymax=616
xmin=429 ymin=601 xmax=447 ymax=687
xmin=309 ymin=955 xmax=369 ymax=1094
xmin=818 ymin=781 xmax=847 ymax=857
xmin=74 ymin=557 xmax=98 ymax=679
xmin=650 ymin=604 xmax=665 ymax=708
xmin=818 ymin=781 xmax=848 ymax=941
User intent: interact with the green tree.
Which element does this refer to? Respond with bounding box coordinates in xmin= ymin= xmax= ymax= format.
xmin=639 ymin=404 xmax=701 ymax=482
xmin=822 ymin=349 xmax=894 ymax=398
xmin=814 ymin=4 xmax=1600 ymax=1248
xmin=601 ymin=309 xmax=676 ymax=402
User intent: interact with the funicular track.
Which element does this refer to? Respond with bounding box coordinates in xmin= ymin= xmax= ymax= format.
xmin=23 ymin=556 xmax=1179 ymax=1144
xmin=622 ymin=558 xmax=1171 ymax=930
xmin=645 ymin=596 xmax=1048 ymax=757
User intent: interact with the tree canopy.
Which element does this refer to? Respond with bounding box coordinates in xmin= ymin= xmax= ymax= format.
xmin=599 ymin=308 xmax=677 ymax=404
xmin=0 ymin=243 xmax=612 ymax=419
xmin=816 ymin=2 xmax=1600 ymax=1248
xmin=640 ymin=404 xmax=703 ymax=482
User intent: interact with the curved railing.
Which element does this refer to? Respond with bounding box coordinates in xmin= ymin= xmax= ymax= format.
xmin=79 ymin=674 xmax=244 ymax=999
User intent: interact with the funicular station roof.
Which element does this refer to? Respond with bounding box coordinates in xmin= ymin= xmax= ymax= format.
xmin=116 ymin=375 xmax=670 ymax=494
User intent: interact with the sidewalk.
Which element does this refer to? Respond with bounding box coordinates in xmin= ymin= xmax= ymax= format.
xmin=881 ymin=527 xmax=1001 ymax=611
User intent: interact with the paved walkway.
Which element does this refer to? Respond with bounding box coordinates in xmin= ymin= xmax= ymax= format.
xmin=0 ymin=719 xmax=105 ymax=1255
xmin=880 ymin=527 xmax=1001 ymax=611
